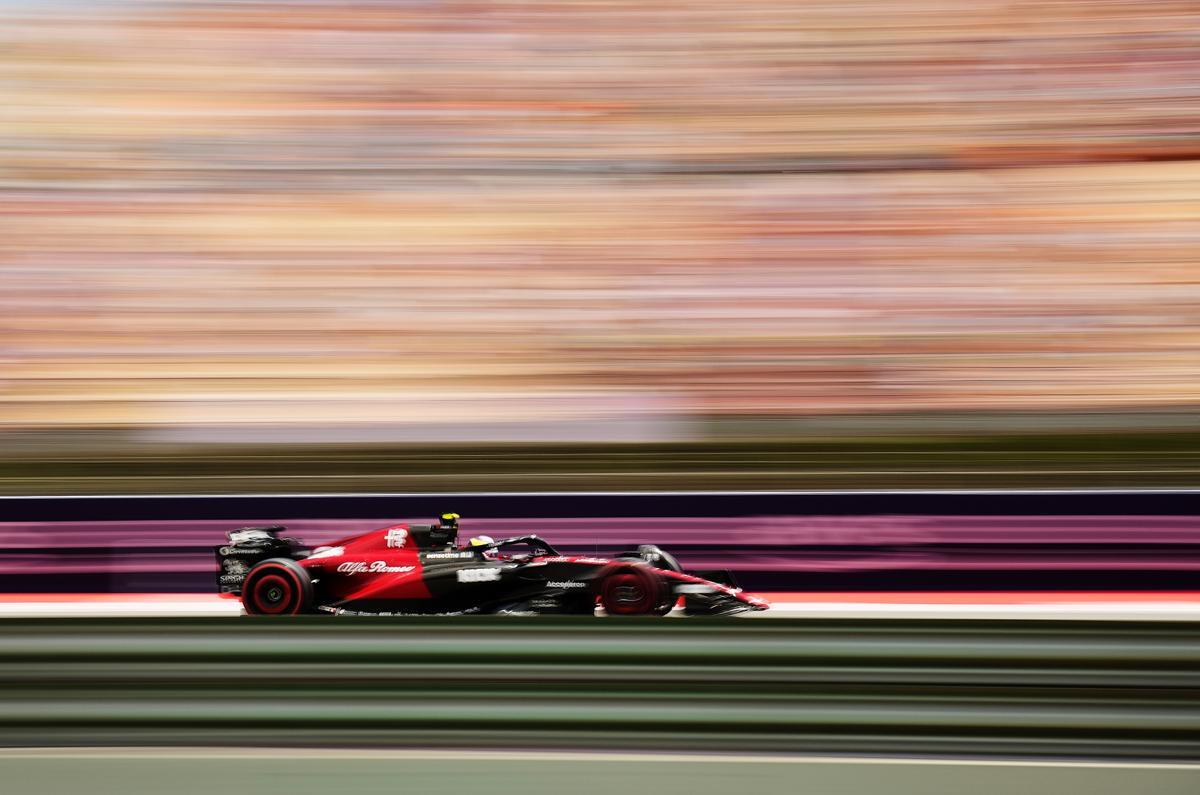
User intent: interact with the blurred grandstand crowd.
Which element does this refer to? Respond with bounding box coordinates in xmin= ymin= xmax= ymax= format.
xmin=2 ymin=0 xmax=1198 ymax=440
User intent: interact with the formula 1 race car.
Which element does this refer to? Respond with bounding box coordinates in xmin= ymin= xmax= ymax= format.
xmin=216 ymin=514 xmax=767 ymax=617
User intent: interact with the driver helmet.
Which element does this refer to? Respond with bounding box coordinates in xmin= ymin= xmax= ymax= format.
xmin=467 ymin=535 xmax=495 ymax=549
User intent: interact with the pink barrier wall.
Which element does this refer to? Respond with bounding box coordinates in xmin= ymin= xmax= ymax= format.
xmin=2 ymin=515 xmax=1200 ymax=577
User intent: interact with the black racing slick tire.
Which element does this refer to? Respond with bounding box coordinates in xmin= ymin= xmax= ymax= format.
xmin=241 ymin=558 xmax=314 ymax=616
xmin=597 ymin=564 xmax=674 ymax=617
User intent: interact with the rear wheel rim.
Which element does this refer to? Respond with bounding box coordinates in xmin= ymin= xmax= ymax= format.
xmin=248 ymin=572 xmax=295 ymax=614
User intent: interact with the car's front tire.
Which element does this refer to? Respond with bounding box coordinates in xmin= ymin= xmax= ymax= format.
xmin=597 ymin=564 xmax=675 ymax=616
xmin=241 ymin=558 xmax=314 ymax=615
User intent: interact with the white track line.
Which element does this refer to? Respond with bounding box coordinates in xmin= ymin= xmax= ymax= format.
xmin=0 ymin=596 xmax=1197 ymax=620
xmin=0 ymin=597 xmax=242 ymax=618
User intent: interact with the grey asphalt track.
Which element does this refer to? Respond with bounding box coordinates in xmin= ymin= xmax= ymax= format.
xmin=1 ymin=749 xmax=1198 ymax=795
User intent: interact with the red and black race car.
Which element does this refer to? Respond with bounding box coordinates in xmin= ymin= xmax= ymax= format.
xmin=216 ymin=514 xmax=767 ymax=617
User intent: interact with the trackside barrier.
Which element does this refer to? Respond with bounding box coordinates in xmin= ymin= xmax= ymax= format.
xmin=0 ymin=617 xmax=1198 ymax=758
xmin=3 ymin=491 xmax=1200 ymax=593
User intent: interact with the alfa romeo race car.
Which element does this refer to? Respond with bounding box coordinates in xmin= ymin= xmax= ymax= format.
xmin=216 ymin=514 xmax=767 ymax=617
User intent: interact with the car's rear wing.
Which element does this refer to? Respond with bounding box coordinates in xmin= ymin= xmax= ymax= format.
xmin=215 ymin=525 xmax=307 ymax=596
xmin=226 ymin=525 xmax=286 ymax=544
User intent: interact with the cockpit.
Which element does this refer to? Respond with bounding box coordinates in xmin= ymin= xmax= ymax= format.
xmin=461 ymin=535 xmax=560 ymax=561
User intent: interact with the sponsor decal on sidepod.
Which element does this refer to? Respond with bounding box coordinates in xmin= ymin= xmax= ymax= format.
xmin=457 ymin=568 xmax=501 ymax=583
xmin=337 ymin=561 xmax=416 ymax=575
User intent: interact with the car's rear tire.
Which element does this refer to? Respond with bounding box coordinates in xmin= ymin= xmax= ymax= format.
xmin=242 ymin=558 xmax=314 ymax=615
xmin=597 ymin=564 xmax=674 ymax=616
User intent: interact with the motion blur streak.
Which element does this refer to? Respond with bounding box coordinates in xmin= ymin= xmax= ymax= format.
xmin=3 ymin=2 xmax=1200 ymax=786
xmin=0 ymin=618 xmax=1198 ymax=760
xmin=2 ymin=1 xmax=1199 ymax=439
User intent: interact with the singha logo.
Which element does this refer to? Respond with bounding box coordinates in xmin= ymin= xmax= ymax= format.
xmin=223 ymin=559 xmax=249 ymax=576
xmin=219 ymin=557 xmax=251 ymax=584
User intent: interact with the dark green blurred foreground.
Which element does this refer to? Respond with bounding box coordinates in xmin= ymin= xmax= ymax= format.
xmin=0 ymin=617 xmax=1198 ymax=759
xmin=4 ymin=424 xmax=1200 ymax=494
xmin=1 ymin=750 xmax=1198 ymax=795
